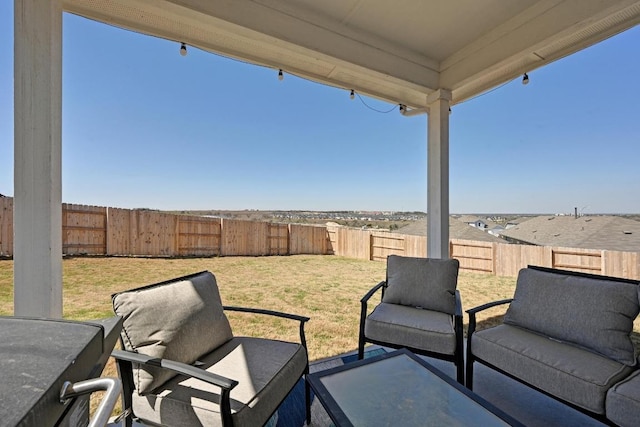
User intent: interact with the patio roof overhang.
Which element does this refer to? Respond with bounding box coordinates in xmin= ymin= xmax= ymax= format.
xmin=63 ymin=0 xmax=640 ymax=108
xmin=13 ymin=0 xmax=640 ymax=317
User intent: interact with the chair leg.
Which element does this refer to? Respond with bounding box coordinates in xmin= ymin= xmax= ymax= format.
xmin=305 ymin=376 xmax=311 ymax=425
xmin=357 ymin=335 xmax=366 ymax=360
xmin=456 ymin=354 xmax=465 ymax=385
xmin=466 ymin=358 xmax=474 ymax=390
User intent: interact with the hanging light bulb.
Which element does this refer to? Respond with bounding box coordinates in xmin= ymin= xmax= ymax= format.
xmin=350 ymin=89 xmax=355 ymax=100
xmin=522 ymin=73 xmax=529 ymax=85
xmin=180 ymin=42 xmax=187 ymax=56
xmin=278 ymin=69 xmax=284 ymax=81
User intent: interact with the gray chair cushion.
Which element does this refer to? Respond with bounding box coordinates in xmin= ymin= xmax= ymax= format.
xmin=606 ymin=370 xmax=640 ymax=427
xmin=365 ymin=302 xmax=456 ymax=355
xmin=504 ymin=267 xmax=639 ymax=365
xmin=131 ymin=336 xmax=307 ymax=427
xmin=382 ymin=255 xmax=459 ymax=315
xmin=472 ymin=324 xmax=635 ymax=414
xmin=113 ymin=271 xmax=233 ymax=394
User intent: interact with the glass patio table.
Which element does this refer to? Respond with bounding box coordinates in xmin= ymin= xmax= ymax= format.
xmin=307 ymin=348 xmax=523 ymax=427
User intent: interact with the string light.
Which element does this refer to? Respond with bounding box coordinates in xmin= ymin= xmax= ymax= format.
xmin=179 ymin=42 xmax=187 ymax=56
xmin=278 ymin=69 xmax=284 ymax=81
xmin=350 ymin=89 xmax=355 ymax=100
xmin=522 ymin=73 xmax=529 ymax=85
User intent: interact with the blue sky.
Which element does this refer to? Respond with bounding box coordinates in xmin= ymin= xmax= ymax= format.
xmin=1 ymin=4 xmax=638 ymax=214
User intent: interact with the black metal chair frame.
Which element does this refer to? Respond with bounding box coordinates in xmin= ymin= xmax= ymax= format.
xmin=358 ymin=280 xmax=465 ymax=384
xmin=112 ymin=306 xmax=311 ymax=427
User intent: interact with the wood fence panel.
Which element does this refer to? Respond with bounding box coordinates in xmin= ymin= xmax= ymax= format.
xmin=0 ymin=197 xmax=13 ymax=256
xmin=450 ymin=239 xmax=494 ymax=273
xmin=130 ymin=210 xmax=177 ymax=256
xmin=326 ymin=227 xmax=337 ymax=255
xmin=267 ymin=223 xmax=289 ymax=255
xmin=177 ymin=216 xmax=221 ymax=256
xmin=332 ymin=228 xmax=370 ymax=260
xmin=551 ymin=246 xmax=602 ymax=274
xmin=403 ymin=235 xmax=427 ymax=258
xmin=222 ymin=219 xmax=269 ymax=256
xmin=106 ymin=208 xmax=131 ymax=255
xmin=602 ymin=250 xmax=640 ymax=280
xmin=371 ymin=232 xmax=404 ymax=261
xmin=62 ymin=204 xmax=107 ymax=255
xmin=289 ymin=224 xmax=330 ymax=255
xmin=494 ymin=243 xmax=551 ymax=277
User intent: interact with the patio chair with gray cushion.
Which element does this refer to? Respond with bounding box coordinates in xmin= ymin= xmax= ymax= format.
xmin=110 ymin=270 xmax=310 ymax=427
xmin=358 ymin=255 xmax=464 ymax=384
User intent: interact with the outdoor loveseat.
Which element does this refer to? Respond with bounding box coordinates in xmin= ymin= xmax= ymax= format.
xmin=466 ymin=265 xmax=640 ymax=426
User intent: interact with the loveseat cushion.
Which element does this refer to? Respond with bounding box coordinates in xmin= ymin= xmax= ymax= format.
xmin=382 ymin=255 xmax=459 ymax=315
xmin=504 ymin=267 xmax=639 ymax=365
xmin=365 ymin=302 xmax=457 ymax=355
xmin=471 ymin=324 xmax=635 ymax=414
xmin=113 ymin=271 xmax=233 ymax=394
xmin=606 ymin=369 xmax=640 ymax=427
xmin=131 ymin=336 xmax=307 ymax=427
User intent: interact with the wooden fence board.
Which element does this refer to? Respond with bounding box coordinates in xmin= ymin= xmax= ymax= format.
xmin=268 ymin=223 xmax=289 ymax=255
xmin=371 ymin=232 xmax=404 ymax=261
xmin=106 ymin=208 xmax=131 ymax=255
xmin=222 ymin=219 xmax=269 ymax=256
xmin=551 ymin=246 xmax=602 ymax=274
xmin=0 ymin=197 xmax=13 ymax=256
xmin=62 ymin=204 xmax=106 ymax=255
xmin=177 ymin=216 xmax=222 ymax=256
xmin=129 ymin=210 xmax=177 ymax=256
xmin=602 ymin=250 xmax=640 ymax=279
xmin=290 ymin=224 xmax=329 ymax=254
xmin=450 ymin=239 xmax=494 ymax=273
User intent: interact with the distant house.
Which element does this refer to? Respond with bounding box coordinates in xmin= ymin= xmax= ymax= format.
xmin=500 ymin=215 xmax=640 ymax=252
xmin=457 ymin=215 xmax=496 ymax=230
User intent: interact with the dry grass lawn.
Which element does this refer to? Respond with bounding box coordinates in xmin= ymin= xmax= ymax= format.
xmin=1 ymin=255 xmax=638 ymax=415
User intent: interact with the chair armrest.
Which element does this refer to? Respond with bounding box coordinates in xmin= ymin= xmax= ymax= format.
xmin=111 ymin=350 xmax=238 ymax=391
xmin=360 ymin=281 xmax=386 ymax=304
xmin=466 ymin=298 xmax=513 ymax=316
xmin=223 ymin=306 xmax=309 ymax=323
xmin=466 ymin=298 xmax=513 ymax=340
xmin=223 ymin=306 xmax=310 ymax=350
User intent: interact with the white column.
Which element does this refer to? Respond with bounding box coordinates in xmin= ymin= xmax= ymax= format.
xmin=14 ymin=0 xmax=64 ymax=317
xmin=426 ymin=89 xmax=452 ymax=259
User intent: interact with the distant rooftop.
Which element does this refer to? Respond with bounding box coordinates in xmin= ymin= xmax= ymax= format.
xmin=500 ymin=215 xmax=640 ymax=251
xmin=396 ymin=217 xmax=506 ymax=243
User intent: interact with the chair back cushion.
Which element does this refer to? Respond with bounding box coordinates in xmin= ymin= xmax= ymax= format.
xmin=382 ymin=255 xmax=459 ymax=315
xmin=112 ymin=271 xmax=233 ymax=393
xmin=504 ymin=266 xmax=640 ymax=366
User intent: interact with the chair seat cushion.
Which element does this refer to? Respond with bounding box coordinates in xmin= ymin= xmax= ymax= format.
xmin=471 ymin=324 xmax=634 ymax=414
xmin=132 ymin=336 xmax=307 ymax=427
xmin=365 ymin=302 xmax=456 ymax=355
xmin=606 ymin=370 xmax=640 ymax=427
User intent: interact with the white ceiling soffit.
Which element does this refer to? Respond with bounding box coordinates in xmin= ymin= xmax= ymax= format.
xmin=64 ymin=0 xmax=640 ymax=108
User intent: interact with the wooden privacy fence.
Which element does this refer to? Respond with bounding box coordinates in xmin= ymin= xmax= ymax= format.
xmin=327 ymin=227 xmax=640 ymax=280
xmin=0 ymin=198 xmax=331 ymax=258
xmin=1 ymin=196 xmax=639 ymax=279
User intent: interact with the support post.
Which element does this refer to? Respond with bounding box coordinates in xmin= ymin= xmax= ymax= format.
xmin=426 ymin=89 xmax=452 ymax=259
xmin=14 ymin=0 xmax=64 ymax=317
